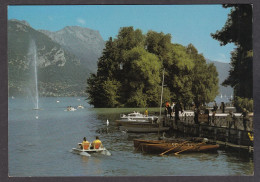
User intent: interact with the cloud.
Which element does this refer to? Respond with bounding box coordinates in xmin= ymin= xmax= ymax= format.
xmin=77 ymin=18 xmax=86 ymax=26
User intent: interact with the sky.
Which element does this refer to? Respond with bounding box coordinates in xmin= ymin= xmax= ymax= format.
xmin=8 ymin=5 xmax=236 ymax=63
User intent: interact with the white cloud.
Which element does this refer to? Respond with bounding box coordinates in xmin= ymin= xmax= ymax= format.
xmin=77 ymin=18 xmax=86 ymax=26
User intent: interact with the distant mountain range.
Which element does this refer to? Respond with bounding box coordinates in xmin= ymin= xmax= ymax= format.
xmin=8 ymin=19 xmax=104 ymax=96
xmin=206 ymin=59 xmax=233 ymax=97
xmin=39 ymin=26 xmax=105 ymax=73
xmin=8 ymin=19 xmax=233 ymax=97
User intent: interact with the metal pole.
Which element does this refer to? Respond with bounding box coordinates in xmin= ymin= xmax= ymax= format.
xmin=159 ymin=68 xmax=165 ymax=117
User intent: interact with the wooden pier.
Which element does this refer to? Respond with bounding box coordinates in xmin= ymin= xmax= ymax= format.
xmin=162 ymin=111 xmax=254 ymax=154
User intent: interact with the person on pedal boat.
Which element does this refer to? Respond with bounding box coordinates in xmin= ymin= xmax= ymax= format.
xmin=81 ymin=137 xmax=90 ymax=150
xmin=91 ymin=136 xmax=103 ymax=149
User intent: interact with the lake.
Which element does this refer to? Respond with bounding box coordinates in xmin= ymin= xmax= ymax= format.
xmin=8 ymin=97 xmax=253 ymax=176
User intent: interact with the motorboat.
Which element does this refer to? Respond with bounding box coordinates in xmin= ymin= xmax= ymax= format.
xmin=77 ymin=105 xmax=84 ymax=109
xmin=115 ymin=117 xmax=151 ymax=126
xmin=71 ymin=143 xmax=111 ymax=156
xmin=120 ymin=111 xmax=158 ymax=121
xmin=116 ymin=111 xmax=158 ymax=126
xmin=66 ymin=106 xmax=77 ymax=111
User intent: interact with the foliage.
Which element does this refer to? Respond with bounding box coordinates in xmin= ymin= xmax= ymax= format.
xmin=188 ymin=44 xmax=219 ymax=107
xmin=211 ymin=4 xmax=253 ymax=99
xmin=166 ymin=44 xmax=194 ymax=105
xmin=233 ymin=96 xmax=253 ymax=112
xmin=87 ymin=27 xmax=219 ymax=108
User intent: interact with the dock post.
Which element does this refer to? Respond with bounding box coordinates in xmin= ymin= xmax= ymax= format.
xmin=237 ymin=130 xmax=241 ymax=146
xmin=214 ymin=128 xmax=217 ymax=141
xmin=225 ymin=129 xmax=229 ymax=143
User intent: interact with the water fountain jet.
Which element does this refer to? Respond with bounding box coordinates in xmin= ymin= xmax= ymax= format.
xmin=29 ymin=40 xmax=40 ymax=110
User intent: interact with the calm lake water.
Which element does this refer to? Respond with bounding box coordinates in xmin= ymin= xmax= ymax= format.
xmin=8 ymin=97 xmax=253 ymax=176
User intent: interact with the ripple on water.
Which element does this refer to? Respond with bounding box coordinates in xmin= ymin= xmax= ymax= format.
xmin=8 ymin=97 xmax=254 ymax=176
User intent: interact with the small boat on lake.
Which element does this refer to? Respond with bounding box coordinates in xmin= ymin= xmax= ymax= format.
xmin=72 ymin=143 xmax=111 ymax=156
xmin=77 ymin=105 xmax=84 ymax=109
xmin=115 ymin=118 xmax=151 ymax=126
xmin=121 ymin=111 xmax=158 ymax=121
xmin=116 ymin=111 xmax=158 ymax=126
xmin=66 ymin=106 xmax=76 ymax=111
xmin=133 ymin=139 xmax=219 ymax=155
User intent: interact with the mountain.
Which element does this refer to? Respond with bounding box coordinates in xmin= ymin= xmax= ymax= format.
xmin=8 ymin=19 xmax=90 ymax=96
xmin=39 ymin=26 xmax=105 ymax=73
xmin=206 ymin=59 xmax=233 ymax=97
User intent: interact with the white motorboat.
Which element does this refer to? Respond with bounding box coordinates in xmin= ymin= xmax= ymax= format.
xmin=116 ymin=111 xmax=158 ymax=126
xmin=66 ymin=106 xmax=77 ymax=111
xmin=77 ymin=105 xmax=84 ymax=109
xmin=71 ymin=143 xmax=111 ymax=156
xmin=120 ymin=111 xmax=158 ymax=121
xmin=115 ymin=117 xmax=151 ymax=126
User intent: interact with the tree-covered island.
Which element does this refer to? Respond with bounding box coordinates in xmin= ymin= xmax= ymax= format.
xmin=86 ymin=27 xmax=219 ymax=108
xmin=86 ymin=4 xmax=253 ymax=110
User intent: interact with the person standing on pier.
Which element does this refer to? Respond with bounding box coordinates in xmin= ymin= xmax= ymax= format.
xmin=174 ymin=101 xmax=183 ymax=121
xmin=220 ymin=102 xmax=225 ymax=113
xmin=213 ymin=102 xmax=218 ymax=112
xmin=211 ymin=102 xmax=218 ymax=126
xmin=164 ymin=107 xmax=168 ymax=117
xmin=165 ymin=101 xmax=170 ymax=107
xmin=227 ymin=111 xmax=236 ymax=129
xmin=168 ymin=104 xmax=172 ymax=119
xmin=144 ymin=109 xmax=148 ymax=117
xmin=242 ymin=109 xmax=249 ymax=131
xmin=194 ymin=106 xmax=199 ymax=124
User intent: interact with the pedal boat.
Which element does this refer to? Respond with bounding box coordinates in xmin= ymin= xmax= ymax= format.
xmin=72 ymin=143 xmax=111 ymax=156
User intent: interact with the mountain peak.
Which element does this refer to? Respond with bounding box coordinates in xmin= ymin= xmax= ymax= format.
xmin=39 ymin=25 xmax=105 ymax=73
xmin=9 ymin=19 xmax=31 ymax=27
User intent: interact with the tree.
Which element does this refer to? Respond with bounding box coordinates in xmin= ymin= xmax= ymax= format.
xmin=187 ymin=44 xmax=219 ymax=108
xmin=86 ymin=27 xmax=219 ymax=108
xmin=122 ymin=47 xmax=162 ymax=107
xmin=166 ymin=44 xmax=194 ymax=105
xmin=211 ymin=4 xmax=253 ymax=99
xmin=96 ymin=37 xmax=119 ymax=79
xmin=86 ymin=73 xmax=104 ymax=107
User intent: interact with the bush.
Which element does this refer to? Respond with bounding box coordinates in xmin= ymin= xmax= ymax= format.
xmin=234 ymin=96 xmax=253 ymax=112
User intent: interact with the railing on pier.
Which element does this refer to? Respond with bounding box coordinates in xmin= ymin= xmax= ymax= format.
xmin=172 ymin=111 xmax=254 ymax=131
xmin=163 ymin=111 xmax=254 ymax=153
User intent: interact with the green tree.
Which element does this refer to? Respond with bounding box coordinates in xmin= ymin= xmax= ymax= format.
xmin=101 ymin=79 xmax=121 ymax=107
xmin=166 ymin=44 xmax=194 ymax=105
xmin=122 ymin=47 xmax=162 ymax=107
xmin=86 ymin=27 xmax=219 ymax=108
xmin=187 ymin=44 xmax=219 ymax=108
xmin=86 ymin=74 xmax=104 ymax=107
xmin=97 ymin=37 xmax=119 ymax=79
xmin=145 ymin=31 xmax=172 ymax=60
xmin=211 ymin=4 xmax=253 ymax=99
